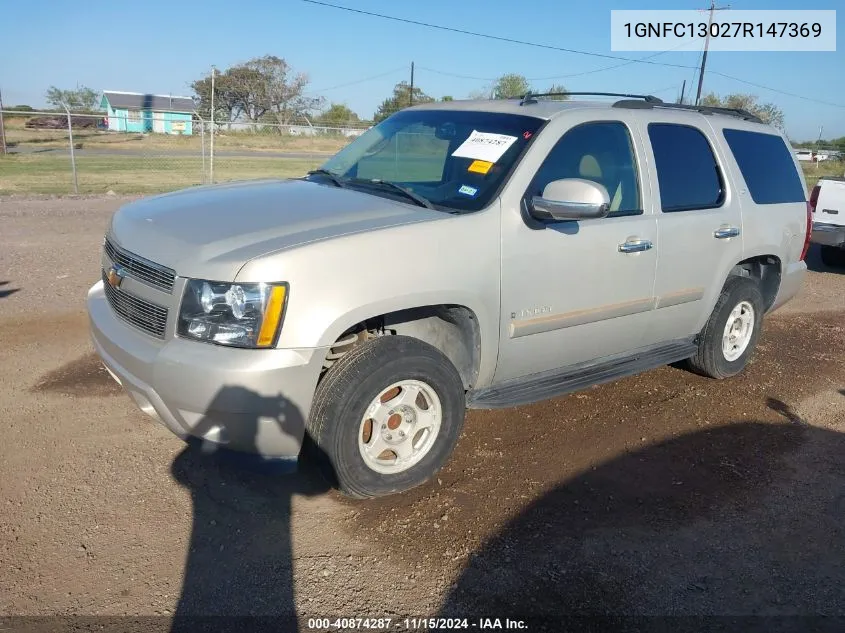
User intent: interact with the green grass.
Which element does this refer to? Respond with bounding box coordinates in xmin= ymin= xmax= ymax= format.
xmin=802 ymin=160 xmax=844 ymax=190
xmin=0 ymin=154 xmax=322 ymax=194
xmin=3 ymin=116 xmax=355 ymax=154
xmin=1 ymin=148 xmax=841 ymax=197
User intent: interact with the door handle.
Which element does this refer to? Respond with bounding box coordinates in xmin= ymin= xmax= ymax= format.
xmin=714 ymin=226 xmax=740 ymax=239
xmin=618 ymin=239 xmax=653 ymax=253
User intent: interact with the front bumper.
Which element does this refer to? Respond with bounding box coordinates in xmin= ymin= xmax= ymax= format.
xmin=87 ymin=281 xmax=326 ymax=459
xmin=810 ymin=222 xmax=845 ymax=248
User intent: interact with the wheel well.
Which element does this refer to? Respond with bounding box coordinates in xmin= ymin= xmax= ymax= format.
xmin=323 ymin=305 xmax=481 ymax=389
xmin=730 ymin=255 xmax=781 ymax=311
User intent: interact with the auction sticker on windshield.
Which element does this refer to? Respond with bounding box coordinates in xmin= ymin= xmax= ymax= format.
xmin=467 ymin=159 xmax=493 ymax=174
xmin=452 ymin=130 xmax=518 ymax=163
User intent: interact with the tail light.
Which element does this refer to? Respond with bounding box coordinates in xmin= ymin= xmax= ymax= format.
xmin=809 ymin=184 xmax=821 ymax=213
xmin=800 ymin=199 xmax=813 ymax=261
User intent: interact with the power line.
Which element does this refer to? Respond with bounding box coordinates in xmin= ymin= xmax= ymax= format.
xmin=708 ymin=70 xmax=845 ymax=108
xmin=687 ymin=47 xmax=706 ymax=105
xmin=305 ymin=66 xmax=406 ymax=95
xmin=418 ymin=42 xmax=694 ymax=83
xmin=646 ymin=85 xmax=684 ymax=96
xmin=300 ymin=0 xmax=845 ymax=109
xmin=300 ymin=0 xmax=693 ymax=70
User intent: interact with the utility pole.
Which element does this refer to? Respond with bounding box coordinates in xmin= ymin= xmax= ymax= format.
xmin=210 ymin=65 xmax=216 ymax=184
xmin=0 ymin=87 xmax=6 ymax=155
xmin=409 ymin=62 xmax=415 ymax=107
xmin=695 ymin=0 xmax=730 ymax=106
xmin=678 ymin=80 xmax=687 ymax=105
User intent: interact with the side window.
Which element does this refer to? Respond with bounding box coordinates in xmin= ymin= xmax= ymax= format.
xmin=530 ymin=121 xmax=642 ymax=216
xmin=722 ymin=128 xmax=805 ymax=204
xmin=648 ymin=123 xmax=724 ymax=212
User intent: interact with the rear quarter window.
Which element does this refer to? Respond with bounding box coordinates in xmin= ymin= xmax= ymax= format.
xmin=722 ymin=128 xmax=806 ymax=204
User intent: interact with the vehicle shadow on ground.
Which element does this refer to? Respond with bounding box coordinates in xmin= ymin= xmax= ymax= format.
xmin=0 ymin=281 xmax=20 ymax=299
xmin=437 ymin=396 xmax=845 ymax=632
xmin=168 ymin=386 xmax=331 ymax=632
xmin=805 ymin=244 xmax=845 ymax=275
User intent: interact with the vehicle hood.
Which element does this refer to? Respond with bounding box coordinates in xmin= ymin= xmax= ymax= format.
xmin=108 ymin=179 xmax=446 ymax=280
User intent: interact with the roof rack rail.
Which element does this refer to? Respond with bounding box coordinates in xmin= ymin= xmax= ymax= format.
xmin=518 ymin=92 xmax=663 ymax=106
xmin=613 ymin=99 xmax=764 ymax=123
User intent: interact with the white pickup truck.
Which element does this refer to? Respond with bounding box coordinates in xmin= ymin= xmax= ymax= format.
xmin=810 ymin=177 xmax=845 ymax=267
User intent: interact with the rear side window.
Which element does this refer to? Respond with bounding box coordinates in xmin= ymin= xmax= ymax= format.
xmin=648 ymin=123 xmax=724 ymax=212
xmin=722 ymin=128 xmax=805 ymax=204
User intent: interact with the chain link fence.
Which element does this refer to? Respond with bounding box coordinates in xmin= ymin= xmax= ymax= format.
xmin=3 ymin=107 xmax=842 ymax=194
xmin=0 ymin=110 xmax=369 ymax=194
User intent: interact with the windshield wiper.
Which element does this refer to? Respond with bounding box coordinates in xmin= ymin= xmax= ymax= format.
xmin=306 ymin=169 xmax=347 ymax=188
xmin=350 ymin=178 xmax=435 ymax=209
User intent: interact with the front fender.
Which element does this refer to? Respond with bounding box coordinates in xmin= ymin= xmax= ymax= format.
xmin=236 ymin=208 xmax=503 ymax=389
xmin=317 ymin=291 xmax=498 ymax=389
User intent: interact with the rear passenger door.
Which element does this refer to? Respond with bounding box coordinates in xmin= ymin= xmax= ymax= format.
xmin=639 ymin=119 xmax=744 ymax=346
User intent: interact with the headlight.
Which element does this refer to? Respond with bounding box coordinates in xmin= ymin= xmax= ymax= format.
xmin=178 ymin=280 xmax=288 ymax=348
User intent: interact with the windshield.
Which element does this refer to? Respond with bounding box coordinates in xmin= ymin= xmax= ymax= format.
xmin=313 ymin=109 xmax=545 ymax=212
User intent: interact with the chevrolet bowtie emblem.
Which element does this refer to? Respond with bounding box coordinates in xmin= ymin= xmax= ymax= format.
xmin=106 ymin=264 xmax=125 ymax=289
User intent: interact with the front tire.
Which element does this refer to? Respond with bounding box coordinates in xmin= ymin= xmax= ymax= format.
xmin=820 ymin=245 xmax=845 ymax=268
xmin=307 ymin=335 xmax=466 ymax=499
xmin=685 ymin=276 xmax=764 ymax=379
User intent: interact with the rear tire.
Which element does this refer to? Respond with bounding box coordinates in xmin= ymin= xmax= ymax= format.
xmin=685 ymin=276 xmax=764 ymax=379
xmin=306 ymin=335 xmax=466 ymax=499
xmin=820 ymin=245 xmax=845 ymax=268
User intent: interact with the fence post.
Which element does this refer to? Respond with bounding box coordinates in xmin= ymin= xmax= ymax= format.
xmin=63 ymin=104 xmax=79 ymax=194
xmin=0 ymin=88 xmax=7 ymax=155
xmin=199 ymin=115 xmax=206 ymax=184
xmin=210 ymin=65 xmax=216 ymax=184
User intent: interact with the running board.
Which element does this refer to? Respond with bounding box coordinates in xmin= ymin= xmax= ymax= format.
xmin=467 ymin=339 xmax=697 ymax=409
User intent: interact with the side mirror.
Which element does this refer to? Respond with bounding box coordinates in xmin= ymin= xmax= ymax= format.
xmin=529 ymin=178 xmax=610 ymax=222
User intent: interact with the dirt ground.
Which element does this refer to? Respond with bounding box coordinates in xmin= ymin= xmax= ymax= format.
xmin=1 ymin=194 xmax=845 ymax=631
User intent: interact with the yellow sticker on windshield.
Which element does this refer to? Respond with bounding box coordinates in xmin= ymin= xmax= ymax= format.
xmin=468 ymin=160 xmax=493 ymax=175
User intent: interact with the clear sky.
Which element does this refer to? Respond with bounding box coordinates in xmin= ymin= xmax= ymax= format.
xmin=3 ymin=0 xmax=843 ymax=140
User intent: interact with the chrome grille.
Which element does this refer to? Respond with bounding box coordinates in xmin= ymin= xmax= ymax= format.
xmin=102 ymin=271 xmax=168 ymax=338
xmin=104 ymin=238 xmax=175 ymax=292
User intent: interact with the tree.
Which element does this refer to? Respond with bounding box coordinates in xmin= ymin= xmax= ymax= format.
xmin=441 ymin=95 xmax=454 ymax=102
xmin=471 ymin=76 xmax=569 ymax=101
xmin=240 ymin=55 xmax=323 ymax=126
xmin=543 ymin=83 xmax=570 ymax=100
xmin=316 ymin=103 xmax=360 ymax=127
xmin=191 ymin=71 xmax=244 ymax=123
xmin=701 ymin=92 xmax=785 ymax=129
xmin=45 ymin=85 xmax=99 ymax=111
xmin=373 ymin=81 xmax=434 ymax=123
xmin=191 ymin=56 xmax=323 ymax=126
xmin=468 ymin=87 xmax=493 ymax=100
xmin=492 ymin=74 xmax=531 ymax=99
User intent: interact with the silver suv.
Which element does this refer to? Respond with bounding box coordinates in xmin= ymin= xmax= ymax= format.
xmin=88 ymin=93 xmax=810 ymax=498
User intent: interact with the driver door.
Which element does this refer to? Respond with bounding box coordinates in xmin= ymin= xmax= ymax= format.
xmin=494 ymin=115 xmax=659 ymax=383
